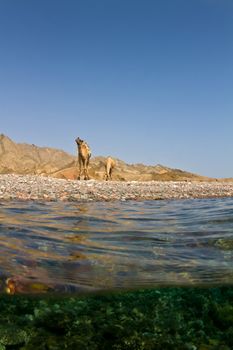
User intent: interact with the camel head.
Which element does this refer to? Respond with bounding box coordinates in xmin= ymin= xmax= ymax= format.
xmin=75 ymin=137 xmax=83 ymax=146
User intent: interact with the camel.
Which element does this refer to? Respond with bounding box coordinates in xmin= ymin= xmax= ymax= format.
xmin=104 ymin=157 xmax=115 ymax=181
xmin=75 ymin=137 xmax=91 ymax=180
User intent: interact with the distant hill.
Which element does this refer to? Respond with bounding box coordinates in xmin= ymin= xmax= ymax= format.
xmin=0 ymin=134 xmax=75 ymax=176
xmin=0 ymin=134 xmax=216 ymax=181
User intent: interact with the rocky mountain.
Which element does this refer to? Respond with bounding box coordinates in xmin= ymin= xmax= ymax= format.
xmin=0 ymin=134 xmax=75 ymax=176
xmin=0 ymin=134 xmax=214 ymax=181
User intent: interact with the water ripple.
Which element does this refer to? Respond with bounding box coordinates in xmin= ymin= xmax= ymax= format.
xmin=0 ymin=198 xmax=233 ymax=294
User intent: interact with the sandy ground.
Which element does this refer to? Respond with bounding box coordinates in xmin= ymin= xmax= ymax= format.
xmin=0 ymin=174 xmax=233 ymax=202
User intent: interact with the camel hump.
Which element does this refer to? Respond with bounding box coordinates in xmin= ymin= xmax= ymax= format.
xmin=104 ymin=156 xmax=115 ymax=180
xmin=84 ymin=141 xmax=90 ymax=150
xmin=106 ymin=157 xmax=115 ymax=168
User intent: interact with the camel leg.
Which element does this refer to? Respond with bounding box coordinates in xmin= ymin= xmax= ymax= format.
xmin=109 ymin=168 xmax=112 ymax=180
xmin=104 ymin=172 xmax=108 ymax=181
xmin=84 ymin=159 xmax=90 ymax=180
xmin=86 ymin=158 xmax=90 ymax=180
xmin=77 ymin=158 xmax=82 ymax=180
xmin=105 ymin=163 xmax=111 ymax=181
xmin=84 ymin=170 xmax=89 ymax=180
xmin=104 ymin=166 xmax=108 ymax=181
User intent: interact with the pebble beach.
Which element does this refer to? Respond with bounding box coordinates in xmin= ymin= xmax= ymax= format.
xmin=1 ymin=174 xmax=233 ymax=202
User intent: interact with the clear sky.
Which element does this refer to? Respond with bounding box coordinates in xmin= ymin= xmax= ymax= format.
xmin=0 ymin=0 xmax=232 ymax=178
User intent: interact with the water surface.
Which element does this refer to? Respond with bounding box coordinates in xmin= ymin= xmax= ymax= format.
xmin=0 ymin=198 xmax=233 ymax=294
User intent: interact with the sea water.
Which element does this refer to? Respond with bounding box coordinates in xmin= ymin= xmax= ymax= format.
xmin=0 ymin=198 xmax=233 ymax=349
xmin=0 ymin=197 xmax=233 ymax=293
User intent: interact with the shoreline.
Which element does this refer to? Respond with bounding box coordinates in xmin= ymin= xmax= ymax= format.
xmin=1 ymin=174 xmax=233 ymax=202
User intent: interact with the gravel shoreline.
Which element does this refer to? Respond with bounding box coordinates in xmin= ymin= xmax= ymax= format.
xmin=1 ymin=174 xmax=233 ymax=202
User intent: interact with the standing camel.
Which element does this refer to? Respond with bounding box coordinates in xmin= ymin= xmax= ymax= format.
xmin=75 ymin=137 xmax=91 ymax=180
xmin=104 ymin=157 xmax=115 ymax=181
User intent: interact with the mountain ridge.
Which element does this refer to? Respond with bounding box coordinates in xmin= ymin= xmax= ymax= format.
xmin=0 ymin=134 xmax=218 ymax=181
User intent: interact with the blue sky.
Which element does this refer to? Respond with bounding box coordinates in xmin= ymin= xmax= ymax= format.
xmin=0 ymin=0 xmax=232 ymax=178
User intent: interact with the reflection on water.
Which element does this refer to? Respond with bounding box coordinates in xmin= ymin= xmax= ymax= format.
xmin=0 ymin=198 xmax=233 ymax=294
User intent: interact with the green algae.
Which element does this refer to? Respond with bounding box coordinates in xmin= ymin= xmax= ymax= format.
xmin=0 ymin=287 xmax=232 ymax=349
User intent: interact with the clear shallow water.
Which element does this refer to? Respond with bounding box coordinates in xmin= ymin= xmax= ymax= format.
xmin=0 ymin=198 xmax=233 ymax=294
